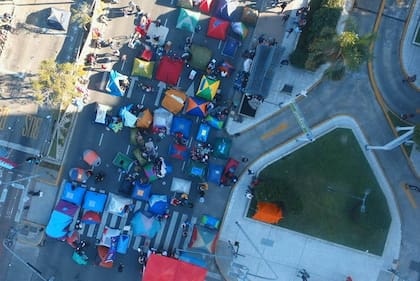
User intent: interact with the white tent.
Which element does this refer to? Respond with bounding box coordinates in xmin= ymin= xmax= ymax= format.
xmin=170 ymin=177 xmax=192 ymax=194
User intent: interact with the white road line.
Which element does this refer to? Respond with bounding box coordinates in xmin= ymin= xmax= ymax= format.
xmin=99 ymin=133 xmax=104 ymax=146
xmin=152 ymin=214 xmax=168 ymax=248
xmin=110 ymin=214 xmax=118 ymax=228
xmin=126 ymin=145 xmax=131 ymax=154
xmin=218 ymin=40 xmax=222 ymax=49
xmin=173 ymin=214 xmax=188 ymax=250
xmin=182 ymin=216 xmax=198 ymax=249
xmin=163 ymin=211 xmax=179 ymax=250
xmin=141 ymin=94 xmax=145 ymax=104
xmin=127 ymin=76 xmax=138 ymax=98
xmin=0 ymin=140 xmax=40 ymax=155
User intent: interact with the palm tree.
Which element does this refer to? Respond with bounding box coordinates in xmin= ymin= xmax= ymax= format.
xmin=71 ymin=2 xmax=92 ymax=30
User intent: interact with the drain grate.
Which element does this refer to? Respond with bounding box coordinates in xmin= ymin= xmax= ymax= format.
xmin=260 ymin=238 xmax=274 ymax=247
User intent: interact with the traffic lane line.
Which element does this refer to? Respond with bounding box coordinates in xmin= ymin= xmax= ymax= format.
xmin=401 ymin=183 xmax=417 ymax=208
xmin=260 ymin=122 xmax=288 ymax=140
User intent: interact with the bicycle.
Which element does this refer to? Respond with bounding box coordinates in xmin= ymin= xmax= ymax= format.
xmin=4 ymin=227 xmax=17 ymax=247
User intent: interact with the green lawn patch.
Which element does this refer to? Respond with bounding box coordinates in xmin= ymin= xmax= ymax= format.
xmin=247 ymin=129 xmax=391 ymax=255
xmin=415 ymin=23 xmax=420 ymax=44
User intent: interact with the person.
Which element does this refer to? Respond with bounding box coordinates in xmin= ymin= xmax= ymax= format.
xmin=280 ymin=2 xmax=287 ymax=13
xmin=247 ymin=169 xmax=255 ymax=175
xmin=298 ymin=269 xmax=310 ymax=281
xmin=199 ymin=183 xmax=208 ymax=191
xmin=232 ymin=176 xmax=238 ymax=183
xmin=118 ymin=263 xmax=124 ymax=272
xmin=241 ymin=157 xmax=249 ymax=163
xmin=282 ymin=14 xmax=290 ymax=24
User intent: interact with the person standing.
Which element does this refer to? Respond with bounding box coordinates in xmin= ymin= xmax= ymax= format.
xmin=118 ymin=263 xmax=124 ymax=272
xmin=280 ymin=2 xmax=287 ymax=13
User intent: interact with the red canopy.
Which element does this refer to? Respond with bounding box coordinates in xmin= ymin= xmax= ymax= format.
xmin=207 ymin=17 xmax=229 ymax=40
xmin=143 ymin=254 xmax=207 ymax=281
xmin=155 ymin=56 xmax=184 ymax=85
xmin=199 ymin=0 xmax=215 ymax=14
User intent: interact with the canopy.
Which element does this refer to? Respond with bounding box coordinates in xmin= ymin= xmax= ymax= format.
xmin=55 ymin=199 xmax=79 ymax=216
xmin=131 ymin=211 xmax=161 ymax=238
xmin=207 ymin=163 xmax=223 ymax=184
xmin=252 ymin=202 xmax=283 ymax=224
xmin=106 ymin=70 xmax=128 ymax=96
xmin=117 ymin=234 xmax=130 ymax=254
xmin=148 ymin=194 xmax=169 ymax=216
xmin=170 ymin=177 xmax=192 ymax=194
xmin=137 ymin=108 xmax=153 ymax=128
xmin=199 ymin=0 xmax=215 ymax=14
xmin=190 ymin=45 xmax=212 ymax=70
xmin=162 ymin=89 xmax=187 ymax=114
xmin=97 ymin=245 xmax=114 ymax=268
xmin=187 ymin=161 xmax=207 ymax=180
xmin=95 ymin=103 xmax=111 ymax=125
xmin=222 ymin=36 xmax=240 ymax=57
xmin=188 ymin=225 xmax=219 ymax=253
xmin=106 ymin=193 xmax=133 ymax=216
xmin=131 ymin=58 xmax=155 ymax=79
xmin=68 ymin=168 xmax=90 ymax=183
xmin=83 ymin=149 xmax=101 ymax=167
xmin=47 ymin=7 xmax=70 ymax=30
xmin=131 ymin=181 xmax=151 ymax=201
xmin=205 ymin=115 xmax=224 ymax=129
xmin=155 ymin=56 xmax=184 ymax=85
xmin=143 ymin=254 xmax=207 ymax=281
xmin=177 ymin=0 xmax=194 ymax=9
xmin=207 ymin=17 xmax=229 ymax=40
xmin=186 ymin=97 xmax=208 ymax=117
xmin=241 ymin=6 xmax=258 ymax=26
xmin=169 ymin=143 xmax=189 ymax=160
xmin=179 ymin=253 xmax=207 ymax=268
xmin=200 ymin=214 xmax=220 ymax=230
xmin=82 ymin=190 xmax=107 ymax=213
xmin=119 ymin=105 xmax=138 ymax=128
xmin=196 ymin=76 xmax=220 ymax=101
xmin=231 ymin=22 xmax=248 ymax=39
xmin=61 ymin=182 xmax=86 ymax=206
xmin=171 ymin=116 xmax=193 ymax=139
xmin=196 ymin=123 xmax=211 ymax=142
xmin=99 ymin=226 xmax=121 ymax=248
xmin=213 ymin=137 xmax=232 ymax=159
xmin=215 ymin=0 xmax=241 ymax=21
xmin=176 ymin=8 xmax=200 ymax=32
xmin=112 ymin=152 xmax=135 ymax=171
xmin=153 ymin=107 xmax=173 ymax=132
xmin=81 ymin=211 xmax=101 ymax=224
xmin=46 ymin=210 xmax=73 ymax=238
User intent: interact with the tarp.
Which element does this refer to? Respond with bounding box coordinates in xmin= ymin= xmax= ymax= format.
xmin=189 ymin=225 xmax=219 ymax=253
xmin=131 ymin=58 xmax=155 ymax=79
xmin=137 ymin=108 xmax=153 ymax=128
xmin=222 ymin=36 xmax=240 ymax=57
xmin=213 ymin=137 xmax=232 ymax=159
xmin=144 ymin=163 xmax=159 ymax=182
xmin=148 ymin=194 xmax=169 ymax=216
xmin=46 ymin=210 xmax=73 ymax=238
xmin=61 ymin=182 xmax=86 ymax=206
xmin=215 ymin=0 xmax=241 ymax=21
xmin=97 ymin=245 xmax=114 ymax=268
xmin=0 ymin=157 xmax=17 ymax=170
xmin=177 ymin=0 xmax=193 ymax=9
xmin=81 ymin=211 xmax=101 ymax=224
xmin=196 ymin=76 xmax=220 ymax=101
xmin=112 ymin=152 xmax=135 ymax=171
xmin=106 ymin=193 xmax=133 ymax=216
xmin=99 ymin=226 xmax=121 ymax=248
xmin=171 ymin=116 xmax=193 ymax=139
xmin=199 ymin=0 xmax=215 ymax=14
xmin=170 ymin=177 xmax=192 ymax=194
xmin=68 ymin=168 xmax=90 ymax=183
xmin=179 ymin=253 xmax=207 ymax=268
xmin=176 ymin=8 xmax=200 ymax=32
xmin=231 ymin=22 xmax=248 ymax=39
xmin=187 ymin=161 xmax=207 ymax=179
xmin=106 ymin=70 xmax=128 ymax=96
xmin=143 ymin=254 xmax=207 ymax=281
xmin=119 ymin=105 xmax=138 ymax=128
xmin=47 ymin=7 xmax=70 ymax=30
xmin=131 ymin=181 xmax=151 ymax=201
xmin=207 ymin=17 xmax=229 ymax=40
xmin=196 ymin=123 xmax=211 ymax=142
xmin=131 ymin=211 xmax=161 ymax=238
xmin=205 ymin=115 xmax=224 ymax=129
xmin=95 ymin=103 xmax=111 ymax=125
xmin=83 ymin=149 xmax=101 ymax=167
xmin=55 ymin=199 xmax=79 ymax=216
xmin=190 ymin=45 xmax=212 ymax=71
xmin=241 ymin=6 xmax=258 ymax=26
xmin=117 ymin=234 xmax=130 ymax=254
xmin=252 ymin=202 xmax=283 ymax=224
xmin=169 ymin=143 xmax=189 ymax=160
xmin=207 ymin=163 xmax=223 ymax=184
xmin=82 ymin=190 xmax=107 ymax=213
xmin=186 ymin=97 xmax=208 ymax=117
xmin=155 ymin=56 xmax=184 ymax=85
xmin=200 ymin=214 xmax=220 ymax=229
xmin=162 ymin=89 xmax=187 ymax=114
xmin=153 ymin=107 xmax=173 ymax=133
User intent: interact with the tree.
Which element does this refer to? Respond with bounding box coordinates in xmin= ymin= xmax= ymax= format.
xmin=413 ymin=125 xmax=420 ymax=147
xmin=71 ymin=2 xmax=92 ymax=30
xmin=32 ymin=59 xmax=85 ymax=107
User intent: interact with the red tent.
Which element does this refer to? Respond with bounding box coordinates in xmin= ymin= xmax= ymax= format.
xmin=199 ymin=0 xmax=215 ymax=14
xmin=143 ymin=254 xmax=207 ymax=281
xmin=155 ymin=56 xmax=184 ymax=85
xmin=207 ymin=17 xmax=229 ymax=40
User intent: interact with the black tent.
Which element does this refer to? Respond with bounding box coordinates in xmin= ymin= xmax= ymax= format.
xmin=47 ymin=7 xmax=71 ymax=30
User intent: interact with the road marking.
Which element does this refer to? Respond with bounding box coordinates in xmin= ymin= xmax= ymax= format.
xmin=0 ymin=139 xmax=40 ymax=155
xmin=99 ymin=133 xmax=104 ymax=146
xmin=22 ymin=115 xmax=41 ymax=139
xmin=0 ymin=106 xmax=9 ymax=129
xmin=127 ymin=76 xmax=138 ymax=98
xmin=401 ymin=183 xmax=417 ymax=208
xmin=260 ymin=122 xmax=288 ymax=140
xmin=126 ymin=144 xmax=130 ymax=155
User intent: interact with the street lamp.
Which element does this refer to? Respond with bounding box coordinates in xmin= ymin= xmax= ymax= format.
xmin=327 ymin=186 xmax=372 ymax=213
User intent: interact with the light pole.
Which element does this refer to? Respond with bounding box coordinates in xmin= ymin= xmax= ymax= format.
xmin=327 ymin=186 xmax=372 ymax=213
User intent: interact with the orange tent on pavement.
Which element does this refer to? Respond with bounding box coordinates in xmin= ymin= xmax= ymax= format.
xmin=161 ymin=89 xmax=187 ymax=114
xmin=136 ymin=109 xmax=153 ymax=128
xmin=252 ymin=202 xmax=283 ymax=224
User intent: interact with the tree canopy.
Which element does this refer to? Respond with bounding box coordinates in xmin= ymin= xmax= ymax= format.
xmin=71 ymin=2 xmax=92 ymax=29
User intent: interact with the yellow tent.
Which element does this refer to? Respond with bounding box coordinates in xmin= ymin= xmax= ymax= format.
xmin=131 ymin=58 xmax=155 ymax=79
xmin=196 ymin=75 xmax=220 ymax=101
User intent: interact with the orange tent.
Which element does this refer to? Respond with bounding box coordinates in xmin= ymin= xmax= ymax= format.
xmin=252 ymin=202 xmax=283 ymax=224
xmin=161 ymin=89 xmax=187 ymax=114
xmin=136 ymin=109 xmax=153 ymax=128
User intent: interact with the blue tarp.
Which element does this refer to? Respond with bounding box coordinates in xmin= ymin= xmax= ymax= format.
xmin=46 ymin=210 xmax=73 ymax=238
xmin=131 ymin=211 xmax=162 ymax=238
xmin=171 ymin=116 xmax=193 ymax=139
xmin=179 ymin=253 xmax=207 ymax=268
xmin=131 ymin=181 xmax=151 ymax=201
xmin=196 ymin=123 xmax=211 ymax=142
xmin=82 ymin=191 xmax=107 ymax=213
xmin=106 ymin=70 xmax=128 ymax=96
xmin=148 ymin=194 xmax=169 ymax=216
xmin=207 ymin=163 xmax=223 ymax=184
xmin=117 ymin=234 xmax=130 ymax=254
xmin=61 ymin=182 xmax=86 ymax=206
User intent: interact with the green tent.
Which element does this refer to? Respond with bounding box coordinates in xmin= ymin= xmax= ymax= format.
xmin=187 ymin=161 xmax=207 ymax=180
xmin=212 ymin=137 xmax=232 ymax=159
xmin=131 ymin=58 xmax=155 ymax=79
xmin=190 ymin=45 xmax=212 ymax=71
xmin=196 ymin=75 xmax=220 ymax=101
xmin=176 ymin=8 xmax=200 ymax=32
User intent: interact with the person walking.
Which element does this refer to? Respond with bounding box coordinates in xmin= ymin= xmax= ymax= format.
xmin=280 ymin=2 xmax=287 ymax=13
xmin=247 ymin=169 xmax=255 ymax=175
xmin=282 ymin=13 xmax=290 ymax=24
xmin=241 ymin=156 xmax=249 ymax=163
xmin=118 ymin=263 xmax=125 ymax=272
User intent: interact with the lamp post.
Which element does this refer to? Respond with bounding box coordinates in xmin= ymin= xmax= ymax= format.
xmin=327 ymin=186 xmax=372 ymax=213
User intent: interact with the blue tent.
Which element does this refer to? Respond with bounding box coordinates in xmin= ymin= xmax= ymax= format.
xmin=148 ymin=194 xmax=169 ymax=216
xmin=46 ymin=210 xmax=73 ymax=238
xmin=106 ymin=70 xmax=128 ymax=96
xmin=82 ymin=190 xmax=107 ymax=213
xmin=131 ymin=181 xmax=151 ymax=201
xmin=117 ymin=234 xmax=130 ymax=254
xmin=205 ymin=115 xmax=224 ymax=129
xmin=179 ymin=253 xmax=207 ymax=268
xmin=207 ymin=163 xmax=223 ymax=184
xmin=171 ymin=116 xmax=193 ymax=139
xmin=222 ymin=37 xmax=240 ymax=57
xmin=61 ymin=182 xmax=86 ymax=206
xmin=131 ymin=211 xmax=161 ymax=238
xmin=196 ymin=123 xmax=211 ymax=142
xmin=215 ymin=0 xmax=241 ymax=21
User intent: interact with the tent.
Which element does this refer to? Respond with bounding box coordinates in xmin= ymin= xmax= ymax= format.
xmin=170 ymin=177 xmax=192 ymax=194
xmin=61 ymin=182 xmax=86 ymax=206
xmin=144 ymin=163 xmax=159 ymax=182
xmin=213 ymin=137 xmax=232 ymax=159
xmin=106 ymin=70 xmax=128 ymax=96
xmin=252 ymin=202 xmax=283 ymax=224
xmin=155 ymin=56 xmax=184 ymax=85
xmin=222 ymin=36 xmax=241 ymax=57
xmin=131 ymin=58 xmax=155 ymax=79
xmin=171 ymin=116 xmax=193 ymax=139
xmin=112 ymin=152 xmax=135 ymax=171
xmin=177 ymin=0 xmax=194 ymax=9
xmin=231 ymin=22 xmax=248 ymax=39
xmin=190 ymin=45 xmax=212 ymax=71
xmin=207 ymin=17 xmax=229 ymax=40
xmin=46 ymin=200 xmax=78 ymax=239
xmin=148 ymin=194 xmax=169 ymax=216
xmin=187 ymin=161 xmax=207 ymax=180
xmin=143 ymin=254 xmax=207 ymax=281
xmin=83 ymin=149 xmax=101 ymax=167
xmin=131 ymin=211 xmax=161 ymax=238
xmin=47 ymin=7 xmax=70 ymax=30
xmin=207 ymin=163 xmax=223 ymax=184
xmin=196 ymin=76 xmax=220 ymax=101
xmin=176 ymin=8 xmax=200 ymax=32
xmin=189 ymin=225 xmax=219 ymax=253
xmin=119 ymin=105 xmax=137 ymax=128
xmin=169 ymin=143 xmax=189 ymax=160
xmin=199 ymin=0 xmax=215 ymax=14
xmin=136 ymin=109 xmax=153 ymax=128
xmin=241 ymin=6 xmax=259 ymax=26
xmin=162 ymin=89 xmax=187 ymax=114
xmin=131 ymin=181 xmax=151 ymax=201
xmin=106 ymin=193 xmax=133 ymax=216
xmin=179 ymin=253 xmax=207 ymax=268
xmin=82 ymin=190 xmax=107 ymax=213
xmin=215 ymin=0 xmax=241 ymax=21
xmin=186 ymin=97 xmax=208 ymax=117
xmin=68 ymin=168 xmax=90 ymax=183
xmin=81 ymin=211 xmax=101 ymax=224
xmin=153 ymin=107 xmax=173 ymax=133
xmin=196 ymin=123 xmax=211 ymax=142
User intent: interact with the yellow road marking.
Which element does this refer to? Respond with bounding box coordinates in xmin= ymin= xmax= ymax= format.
xmin=261 ymin=122 xmax=288 ymax=140
xmin=22 ymin=115 xmax=41 ymax=139
xmin=401 ymin=183 xmax=417 ymax=209
xmin=0 ymin=106 xmax=9 ymax=129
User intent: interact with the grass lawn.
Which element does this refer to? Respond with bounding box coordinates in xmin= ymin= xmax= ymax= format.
xmin=247 ymin=129 xmax=391 ymax=255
